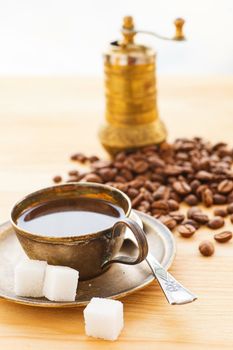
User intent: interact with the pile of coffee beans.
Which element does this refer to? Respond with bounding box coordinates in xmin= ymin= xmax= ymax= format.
xmin=53 ymin=137 xmax=233 ymax=256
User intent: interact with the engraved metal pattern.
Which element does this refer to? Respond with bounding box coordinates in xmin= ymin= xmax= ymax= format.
xmin=165 ymin=280 xmax=181 ymax=292
xmin=146 ymin=252 xmax=197 ymax=305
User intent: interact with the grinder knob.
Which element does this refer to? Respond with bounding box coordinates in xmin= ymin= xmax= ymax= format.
xmin=174 ymin=18 xmax=185 ymax=41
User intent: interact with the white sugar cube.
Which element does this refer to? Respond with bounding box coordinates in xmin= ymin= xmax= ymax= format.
xmin=84 ymin=297 xmax=124 ymax=341
xmin=43 ymin=265 xmax=79 ymax=302
xmin=14 ymin=260 xmax=47 ymax=297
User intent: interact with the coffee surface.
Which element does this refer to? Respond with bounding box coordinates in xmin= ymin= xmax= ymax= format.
xmin=17 ymin=197 xmax=124 ymax=237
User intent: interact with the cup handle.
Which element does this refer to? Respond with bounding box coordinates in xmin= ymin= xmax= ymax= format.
xmin=102 ymin=218 xmax=148 ymax=268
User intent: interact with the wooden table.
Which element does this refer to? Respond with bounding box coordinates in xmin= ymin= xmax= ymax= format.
xmin=0 ymin=76 xmax=233 ymax=350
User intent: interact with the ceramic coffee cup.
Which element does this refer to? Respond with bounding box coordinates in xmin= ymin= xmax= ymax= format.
xmin=11 ymin=182 xmax=148 ymax=280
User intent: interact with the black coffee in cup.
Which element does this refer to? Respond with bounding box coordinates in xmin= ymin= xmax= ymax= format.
xmin=17 ymin=197 xmax=125 ymax=237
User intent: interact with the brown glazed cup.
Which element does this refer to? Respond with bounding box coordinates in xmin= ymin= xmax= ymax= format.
xmin=11 ymin=182 xmax=148 ymax=280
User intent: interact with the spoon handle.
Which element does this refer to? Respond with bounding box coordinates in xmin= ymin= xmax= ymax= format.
xmin=146 ymin=252 xmax=197 ymax=305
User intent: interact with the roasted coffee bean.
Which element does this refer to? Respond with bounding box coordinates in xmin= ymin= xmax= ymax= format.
xmin=180 ymin=166 xmax=193 ymax=175
xmin=68 ymin=170 xmax=79 ymax=176
xmin=140 ymin=188 xmax=154 ymax=203
xmin=154 ymin=167 xmax=164 ymax=176
xmin=190 ymin=179 xmax=201 ymax=192
xmin=115 ymin=175 xmax=127 ymax=183
xmin=199 ymin=157 xmax=210 ymax=170
xmin=114 ymin=183 xmax=129 ymax=192
xmin=192 ymin=212 xmax=209 ymax=224
xmin=212 ymin=174 xmax=226 ymax=182
xmin=131 ymin=193 xmax=144 ymax=208
xmin=209 ymin=182 xmax=218 ymax=191
xmin=214 ymin=231 xmax=232 ymax=243
xmin=222 ymin=156 xmax=232 ymax=163
xmin=213 ymin=208 xmax=228 ymax=217
xmin=199 ymin=241 xmax=215 ymax=256
xmin=53 ymin=175 xmax=62 ymax=183
xmin=142 ymin=145 xmax=158 ymax=153
xmin=162 ymin=187 xmax=171 ymax=200
xmin=169 ymin=191 xmax=181 ymax=202
xmin=196 ymin=170 xmax=213 ymax=181
xmin=187 ymin=206 xmax=202 ymax=219
xmin=213 ymin=194 xmax=227 ymax=204
xmin=207 ymin=216 xmax=224 ymax=229
xmin=230 ymin=214 xmax=233 ymax=224
xmin=191 ymin=157 xmax=200 ymax=170
xmin=172 ymin=181 xmax=191 ymax=195
xmin=148 ymin=156 xmax=165 ymax=168
xmin=212 ymin=142 xmax=227 ymax=151
xmin=178 ymin=224 xmax=196 ymax=238
xmin=150 ymin=173 xmax=164 ymax=182
xmin=98 ymin=168 xmax=117 ymax=182
xmin=167 ymin=199 xmax=179 ymax=211
xmin=164 ymin=165 xmax=183 ymax=176
xmin=137 ymin=174 xmax=151 ymax=182
xmin=169 ymin=211 xmax=185 ymax=223
xmin=167 ymin=176 xmax=177 ymax=185
xmin=114 ymin=161 xmax=125 ymax=170
xmin=139 ymin=200 xmax=151 ymax=211
xmin=202 ymin=188 xmax=213 ymax=207
xmin=91 ymin=160 xmax=112 ymax=169
xmin=88 ymin=155 xmax=99 ymax=163
xmin=144 ymin=180 xmax=158 ymax=192
xmin=177 ymin=175 xmax=187 ymax=182
xmin=133 ymin=160 xmax=149 ymax=174
xmin=83 ymin=173 xmax=103 ymax=183
xmin=217 ymin=147 xmax=232 ymax=157
xmin=227 ymin=191 xmax=233 ymax=203
xmin=67 ymin=176 xmax=79 ymax=182
xmin=218 ymin=180 xmax=233 ymax=194
xmin=70 ymin=154 xmax=78 ymax=161
xmin=151 ymin=200 xmax=169 ymax=212
xmin=174 ymin=140 xmax=194 ymax=151
xmin=70 ymin=152 xmax=87 ymax=163
xmin=127 ymin=188 xmax=139 ymax=199
xmin=76 ymin=172 xmax=88 ymax=181
xmin=227 ymin=203 xmax=233 ymax=214
xmin=119 ymin=169 xmax=133 ymax=181
xmin=77 ymin=154 xmax=87 ymax=163
xmin=160 ymin=141 xmax=174 ymax=153
xmin=153 ymin=185 xmax=167 ymax=200
xmin=196 ymin=184 xmax=208 ymax=199
xmin=184 ymin=194 xmax=198 ymax=206
xmin=115 ymin=151 xmax=126 ymax=162
xmin=182 ymin=219 xmax=200 ymax=229
xmin=176 ymin=152 xmax=189 ymax=161
xmin=130 ymin=153 xmax=144 ymax=161
xmin=152 ymin=209 xmax=167 ymax=216
xmin=159 ymin=215 xmax=177 ymax=230
xmin=129 ymin=179 xmax=144 ymax=189
xmin=126 ymin=159 xmax=139 ymax=170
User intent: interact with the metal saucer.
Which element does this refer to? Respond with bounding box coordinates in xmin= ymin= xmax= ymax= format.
xmin=0 ymin=211 xmax=175 ymax=307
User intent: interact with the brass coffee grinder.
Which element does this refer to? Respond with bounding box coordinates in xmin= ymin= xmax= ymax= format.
xmin=99 ymin=16 xmax=185 ymax=154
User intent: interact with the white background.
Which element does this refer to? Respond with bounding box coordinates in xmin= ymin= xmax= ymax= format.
xmin=0 ymin=0 xmax=232 ymax=76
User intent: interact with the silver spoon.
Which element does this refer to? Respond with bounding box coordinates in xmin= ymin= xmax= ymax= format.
xmin=125 ymin=216 xmax=197 ymax=305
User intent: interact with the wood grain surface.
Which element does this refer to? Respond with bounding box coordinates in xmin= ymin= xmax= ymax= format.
xmin=0 ymin=76 xmax=233 ymax=350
